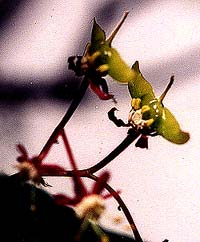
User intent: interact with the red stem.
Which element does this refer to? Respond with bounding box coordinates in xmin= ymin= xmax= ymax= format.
xmin=42 ymin=132 xmax=140 ymax=178
xmin=61 ymin=129 xmax=87 ymax=196
xmin=87 ymin=173 xmax=143 ymax=242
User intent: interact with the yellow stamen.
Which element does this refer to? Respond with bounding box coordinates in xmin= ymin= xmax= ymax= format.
xmin=145 ymin=118 xmax=154 ymax=127
xmin=88 ymin=51 xmax=101 ymax=63
xmin=141 ymin=105 xmax=150 ymax=114
xmin=96 ymin=64 xmax=109 ymax=73
xmin=131 ymin=98 xmax=141 ymax=110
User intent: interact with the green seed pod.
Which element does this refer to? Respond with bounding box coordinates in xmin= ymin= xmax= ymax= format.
xmin=128 ymin=61 xmax=155 ymax=106
xmin=86 ymin=12 xmax=135 ymax=83
xmin=128 ymin=62 xmax=190 ymax=144
xmin=107 ymin=47 xmax=135 ymax=83
xmin=73 ymin=12 xmax=189 ymax=145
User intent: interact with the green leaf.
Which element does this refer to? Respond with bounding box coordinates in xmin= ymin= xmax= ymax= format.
xmin=156 ymin=107 xmax=190 ymax=144
xmin=91 ymin=18 xmax=106 ymax=46
xmin=128 ymin=61 xmax=155 ymax=106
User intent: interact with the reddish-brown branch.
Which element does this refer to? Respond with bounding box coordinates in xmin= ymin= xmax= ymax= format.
xmin=41 ymin=132 xmax=140 ymax=178
xmin=84 ymin=132 xmax=140 ymax=174
xmin=37 ymin=76 xmax=89 ymax=162
xmin=86 ymin=173 xmax=143 ymax=242
xmin=13 ymin=130 xmax=143 ymax=242
xmin=61 ymin=129 xmax=87 ymax=196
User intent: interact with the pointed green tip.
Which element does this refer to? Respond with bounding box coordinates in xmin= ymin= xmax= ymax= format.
xmin=165 ymin=131 xmax=190 ymax=144
xmin=128 ymin=61 xmax=155 ymax=104
xmin=131 ymin=61 xmax=140 ymax=73
xmin=157 ymin=107 xmax=190 ymax=145
xmin=91 ymin=18 xmax=106 ymax=45
xmin=178 ymin=131 xmax=190 ymax=144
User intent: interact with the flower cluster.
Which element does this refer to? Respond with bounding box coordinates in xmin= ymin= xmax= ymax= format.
xmin=54 ymin=171 xmax=110 ymax=221
xmin=108 ymin=61 xmax=189 ymax=148
xmin=16 ymin=144 xmax=67 ymax=186
xmin=68 ymin=12 xmax=132 ymax=102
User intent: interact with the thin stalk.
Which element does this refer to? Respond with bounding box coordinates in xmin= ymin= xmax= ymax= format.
xmin=37 ymin=76 xmax=89 ymax=162
xmin=107 ymin=11 xmax=129 ymax=45
xmin=88 ymin=173 xmax=143 ymax=242
xmin=86 ymin=132 xmax=140 ymax=174
xmin=61 ymin=129 xmax=87 ymax=196
xmin=159 ymin=75 xmax=174 ymax=102
xmin=42 ymin=131 xmax=140 ymax=178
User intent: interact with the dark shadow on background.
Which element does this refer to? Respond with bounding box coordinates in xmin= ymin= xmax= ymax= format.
xmin=0 ymin=44 xmax=198 ymax=105
xmin=93 ymin=0 xmax=154 ymax=27
xmin=0 ymin=0 xmax=198 ymax=105
xmin=0 ymin=74 xmax=82 ymax=105
xmin=0 ymin=0 xmax=155 ymax=106
xmin=141 ymin=45 xmax=200 ymax=89
xmin=0 ymin=0 xmax=28 ymax=28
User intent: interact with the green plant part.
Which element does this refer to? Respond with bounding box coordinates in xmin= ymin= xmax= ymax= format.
xmin=128 ymin=61 xmax=190 ymax=144
xmin=82 ymin=11 xmax=136 ymax=83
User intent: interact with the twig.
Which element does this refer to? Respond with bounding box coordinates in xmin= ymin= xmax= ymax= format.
xmin=107 ymin=11 xmax=129 ymax=45
xmin=159 ymin=75 xmax=174 ymax=102
xmin=37 ymin=76 xmax=89 ymax=162
xmin=86 ymin=131 xmax=140 ymax=174
xmin=87 ymin=173 xmax=143 ymax=242
xmin=56 ymin=128 xmax=143 ymax=241
xmin=42 ymin=131 xmax=140 ymax=177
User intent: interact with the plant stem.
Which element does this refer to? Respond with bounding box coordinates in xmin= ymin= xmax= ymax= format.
xmin=61 ymin=129 xmax=88 ymax=196
xmin=159 ymin=75 xmax=174 ymax=102
xmin=107 ymin=11 xmax=129 ymax=45
xmin=37 ymin=76 xmax=89 ymax=162
xmin=86 ymin=131 xmax=140 ymax=174
xmin=88 ymin=173 xmax=143 ymax=242
xmin=52 ymin=127 xmax=143 ymax=241
xmin=42 ymin=131 xmax=139 ymax=178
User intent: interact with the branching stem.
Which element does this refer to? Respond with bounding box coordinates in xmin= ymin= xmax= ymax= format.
xmin=41 ymin=132 xmax=140 ymax=178
xmin=84 ymin=173 xmax=143 ymax=242
xmin=40 ymin=130 xmax=142 ymax=241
